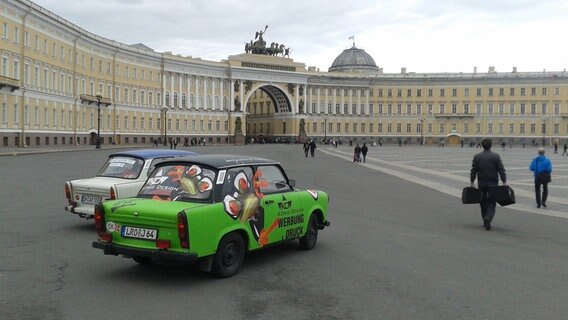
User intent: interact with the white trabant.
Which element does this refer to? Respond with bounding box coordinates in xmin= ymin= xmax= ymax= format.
xmin=65 ymin=149 xmax=196 ymax=219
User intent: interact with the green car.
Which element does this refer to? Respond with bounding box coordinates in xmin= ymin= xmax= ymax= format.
xmin=92 ymin=154 xmax=330 ymax=277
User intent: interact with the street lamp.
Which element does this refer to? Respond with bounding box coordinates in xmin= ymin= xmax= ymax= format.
xmin=541 ymin=115 xmax=548 ymax=146
xmin=323 ymin=113 xmax=329 ymax=142
xmin=243 ymin=111 xmax=249 ymax=143
xmin=161 ymin=107 xmax=169 ymax=146
xmin=418 ymin=115 xmax=425 ymax=145
xmin=95 ymin=93 xmax=103 ymax=149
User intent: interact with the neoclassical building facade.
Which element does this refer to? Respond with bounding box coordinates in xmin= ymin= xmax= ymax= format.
xmin=1 ymin=0 xmax=568 ymax=148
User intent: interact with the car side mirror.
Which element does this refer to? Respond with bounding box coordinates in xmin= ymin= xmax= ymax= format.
xmin=288 ymin=179 xmax=295 ymax=187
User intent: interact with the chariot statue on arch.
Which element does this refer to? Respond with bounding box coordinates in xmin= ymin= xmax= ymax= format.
xmin=244 ymin=25 xmax=292 ymax=57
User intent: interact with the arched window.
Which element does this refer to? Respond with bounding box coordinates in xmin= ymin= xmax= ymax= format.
xmin=223 ymin=96 xmax=228 ymax=110
xmin=198 ymin=95 xmax=203 ymax=109
xmin=173 ymin=92 xmax=178 ymax=108
xmin=182 ymin=93 xmax=186 ymax=108
xmin=165 ymin=91 xmax=170 ymax=107
xmin=190 ymin=94 xmax=194 ymax=108
xmin=207 ymin=95 xmax=211 ymax=109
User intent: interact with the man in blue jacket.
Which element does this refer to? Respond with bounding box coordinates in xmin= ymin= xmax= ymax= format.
xmin=471 ymin=139 xmax=507 ymax=231
xmin=529 ymin=148 xmax=552 ymax=208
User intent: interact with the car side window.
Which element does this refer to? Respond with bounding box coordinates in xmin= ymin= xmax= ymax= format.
xmin=257 ymin=165 xmax=291 ymax=194
xmin=221 ymin=167 xmax=254 ymax=199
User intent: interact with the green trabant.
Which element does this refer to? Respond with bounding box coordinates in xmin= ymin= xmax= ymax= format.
xmin=92 ymin=154 xmax=330 ymax=277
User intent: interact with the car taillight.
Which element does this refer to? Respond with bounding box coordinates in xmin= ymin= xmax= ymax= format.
xmin=99 ymin=232 xmax=112 ymax=242
xmin=177 ymin=211 xmax=189 ymax=249
xmin=94 ymin=204 xmax=106 ymax=235
xmin=109 ymin=186 xmax=116 ymax=200
xmin=156 ymin=239 xmax=171 ymax=249
xmin=65 ymin=182 xmax=74 ymax=204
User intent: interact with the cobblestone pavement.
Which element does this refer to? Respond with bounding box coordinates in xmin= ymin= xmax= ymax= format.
xmin=321 ymin=144 xmax=568 ymax=219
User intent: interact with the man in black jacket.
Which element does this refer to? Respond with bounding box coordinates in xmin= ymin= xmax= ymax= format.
xmin=470 ymin=139 xmax=507 ymax=231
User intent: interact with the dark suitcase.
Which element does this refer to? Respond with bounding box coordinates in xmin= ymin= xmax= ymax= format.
xmin=489 ymin=185 xmax=516 ymax=206
xmin=462 ymin=187 xmax=482 ymax=204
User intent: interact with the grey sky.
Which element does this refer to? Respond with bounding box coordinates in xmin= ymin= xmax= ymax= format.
xmin=32 ymin=0 xmax=568 ymax=73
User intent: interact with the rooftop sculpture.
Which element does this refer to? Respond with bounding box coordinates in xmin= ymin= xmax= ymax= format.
xmin=244 ymin=25 xmax=292 ymax=57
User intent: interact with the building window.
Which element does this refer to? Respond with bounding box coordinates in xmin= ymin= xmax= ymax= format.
xmin=510 ymin=88 xmax=515 ymax=96
xmin=440 ymin=89 xmax=445 ymax=97
xmin=452 ymin=88 xmax=457 ymax=97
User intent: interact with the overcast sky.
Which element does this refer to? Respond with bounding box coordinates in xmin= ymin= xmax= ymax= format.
xmin=32 ymin=0 xmax=568 ymax=74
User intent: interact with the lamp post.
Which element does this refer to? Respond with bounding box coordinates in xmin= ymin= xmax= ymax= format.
xmin=161 ymin=107 xmax=168 ymax=146
xmin=95 ymin=93 xmax=103 ymax=149
xmin=244 ymin=111 xmax=249 ymax=144
xmin=541 ymin=115 xmax=547 ymax=146
xmin=418 ymin=115 xmax=425 ymax=145
xmin=323 ymin=113 xmax=329 ymax=142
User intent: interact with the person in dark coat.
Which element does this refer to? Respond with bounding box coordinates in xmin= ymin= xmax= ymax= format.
xmin=470 ymin=139 xmax=507 ymax=231
xmin=361 ymin=143 xmax=368 ymax=163
xmin=303 ymin=141 xmax=309 ymax=157
xmin=354 ymin=144 xmax=361 ymax=162
xmin=309 ymin=139 xmax=317 ymax=157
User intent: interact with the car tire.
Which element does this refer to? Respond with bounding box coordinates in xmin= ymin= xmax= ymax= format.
xmin=212 ymin=233 xmax=245 ymax=278
xmin=299 ymin=213 xmax=318 ymax=250
xmin=132 ymin=256 xmax=153 ymax=265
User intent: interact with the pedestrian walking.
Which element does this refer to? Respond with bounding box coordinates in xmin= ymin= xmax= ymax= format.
xmin=361 ymin=143 xmax=368 ymax=163
xmin=554 ymin=142 xmax=558 ymax=154
xmin=353 ymin=144 xmax=361 ymax=162
xmin=470 ymin=139 xmax=507 ymax=231
xmin=529 ymin=148 xmax=552 ymax=208
xmin=562 ymin=144 xmax=568 ymax=156
xmin=303 ymin=140 xmax=309 ymax=157
xmin=309 ymin=139 xmax=317 ymax=157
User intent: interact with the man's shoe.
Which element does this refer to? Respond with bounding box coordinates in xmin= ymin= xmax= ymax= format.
xmin=537 ymin=204 xmax=541 ymax=208
xmin=483 ymin=220 xmax=491 ymax=231
xmin=542 ymin=203 xmax=547 ymax=208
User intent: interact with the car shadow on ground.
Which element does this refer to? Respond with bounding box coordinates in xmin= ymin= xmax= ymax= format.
xmin=95 ymin=240 xmax=312 ymax=285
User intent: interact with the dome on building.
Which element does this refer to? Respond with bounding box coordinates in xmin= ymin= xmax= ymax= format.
xmin=329 ymin=45 xmax=378 ymax=73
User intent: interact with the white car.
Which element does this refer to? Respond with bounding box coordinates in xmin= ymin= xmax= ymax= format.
xmin=65 ymin=149 xmax=196 ymax=219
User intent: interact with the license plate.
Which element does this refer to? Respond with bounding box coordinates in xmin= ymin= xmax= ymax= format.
xmin=81 ymin=194 xmax=102 ymax=205
xmin=121 ymin=226 xmax=158 ymax=240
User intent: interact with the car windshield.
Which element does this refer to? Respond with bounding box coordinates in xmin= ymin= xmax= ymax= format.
xmin=138 ymin=164 xmax=216 ymax=202
xmin=97 ymin=156 xmax=144 ymax=179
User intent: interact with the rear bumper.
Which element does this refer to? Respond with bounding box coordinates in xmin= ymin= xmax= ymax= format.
xmin=92 ymin=241 xmax=198 ymax=264
xmin=65 ymin=205 xmax=94 ymax=218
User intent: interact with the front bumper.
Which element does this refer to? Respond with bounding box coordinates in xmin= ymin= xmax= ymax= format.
xmin=92 ymin=241 xmax=198 ymax=264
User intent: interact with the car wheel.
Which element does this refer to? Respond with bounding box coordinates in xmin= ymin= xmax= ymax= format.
xmin=299 ymin=214 xmax=318 ymax=250
xmin=212 ymin=233 xmax=245 ymax=278
xmin=132 ymin=256 xmax=153 ymax=265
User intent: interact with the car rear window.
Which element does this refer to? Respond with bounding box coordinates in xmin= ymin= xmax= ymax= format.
xmin=97 ymin=156 xmax=144 ymax=179
xmin=138 ymin=164 xmax=216 ymax=201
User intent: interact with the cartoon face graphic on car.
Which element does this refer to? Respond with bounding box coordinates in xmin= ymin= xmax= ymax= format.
xmin=223 ymin=169 xmax=269 ymax=245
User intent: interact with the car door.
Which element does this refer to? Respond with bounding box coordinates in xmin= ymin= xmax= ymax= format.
xmin=255 ymin=165 xmax=302 ymax=246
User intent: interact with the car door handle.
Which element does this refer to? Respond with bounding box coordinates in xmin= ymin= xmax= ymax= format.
xmin=264 ymin=200 xmax=274 ymax=205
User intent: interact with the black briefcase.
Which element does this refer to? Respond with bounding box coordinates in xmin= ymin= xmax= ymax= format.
xmin=462 ymin=187 xmax=482 ymax=204
xmin=489 ymin=185 xmax=516 ymax=206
